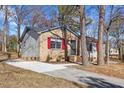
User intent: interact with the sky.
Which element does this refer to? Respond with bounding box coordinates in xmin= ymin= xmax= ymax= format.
xmin=0 ymin=5 xmax=59 ymax=36
xmin=0 ymin=11 xmax=4 ymax=29
xmin=0 ymin=5 xmax=124 ymax=39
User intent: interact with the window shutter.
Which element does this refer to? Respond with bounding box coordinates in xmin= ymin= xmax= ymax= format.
xmin=48 ymin=37 xmax=51 ymax=49
xmin=62 ymin=38 xmax=65 ymax=49
xmin=96 ymin=42 xmax=98 ymax=52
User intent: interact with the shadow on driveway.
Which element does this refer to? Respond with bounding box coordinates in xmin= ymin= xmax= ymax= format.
xmin=78 ymin=76 xmax=123 ymax=88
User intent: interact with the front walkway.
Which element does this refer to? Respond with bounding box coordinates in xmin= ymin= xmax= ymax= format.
xmin=6 ymin=59 xmax=124 ymax=88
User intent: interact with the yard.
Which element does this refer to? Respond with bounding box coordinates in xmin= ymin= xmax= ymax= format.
xmin=1 ymin=52 xmax=124 ymax=88
xmin=0 ymin=52 xmax=18 ymax=62
xmin=0 ymin=63 xmax=85 ymax=88
xmin=0 ymin=52 xmax=85 ymax=88
xmin=71 ymin=62 xmax=124 ymax=79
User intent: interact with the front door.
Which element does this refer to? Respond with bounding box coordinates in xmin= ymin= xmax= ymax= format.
xmin=70 ymin=40 xmax=76 ymax=55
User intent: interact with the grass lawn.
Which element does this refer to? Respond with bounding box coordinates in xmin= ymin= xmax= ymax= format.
xmin=71 ymin=63 xmax=124 ymax=79
xmin=0 ymin=63 xmax=85 ymax=88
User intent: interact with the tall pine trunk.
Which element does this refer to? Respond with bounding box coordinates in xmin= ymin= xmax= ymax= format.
xmin=64 ymin=26 xmax=68 ymax=61
xmin=79 ymin=5 xmax=88 ymax=65
xmin=61 ymin=15 xmax=68 ymax=61
xmin=97 ymin=6 xmax=105 ymax=65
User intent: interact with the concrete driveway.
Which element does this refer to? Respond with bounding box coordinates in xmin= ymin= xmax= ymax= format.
xmin=6 ymin=59 xmax=76 ymax=73
xmin=6 ymin=59 xmax=124 ymax=88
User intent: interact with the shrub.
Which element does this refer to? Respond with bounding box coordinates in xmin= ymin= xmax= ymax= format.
xmin=46 ymin=54 xmax=52 ymax=62
xmin=56 ymin=55 xmax=63 ymax=62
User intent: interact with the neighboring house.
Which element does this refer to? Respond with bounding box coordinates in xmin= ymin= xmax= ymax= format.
xmin=109 ymin=48 xmax=119 ymax=59
xmin=110 ymin=48 xmax=119 ymax=56
xmin=20 ymin=26 xmax=104 ymax=62
xmin=109 ymin=40 xmax=124 ymax=60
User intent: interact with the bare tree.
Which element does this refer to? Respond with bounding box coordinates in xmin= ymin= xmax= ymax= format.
xmin=97 ymin=6 xmax=105 ymax=65
xmin=10 ymin=6 xmax=33 ymax=57
xmin=105 ymin=6 xmax=124 ymax=63
xmin=109 ymin=15 xmax=124 ymax=60
xmin=0 ymin=6 xmax=9 ymax=52
xmin=104 ymin=6 xmax=114 ymax=64
xmin=79 ymin=5 xmax=89 ymax=65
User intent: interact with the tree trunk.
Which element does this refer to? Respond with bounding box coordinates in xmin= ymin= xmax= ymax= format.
xmin=17 ymin=24 xmax=21 ymax=58
xmin=2 ymin=31 xmax=5 ymax=52
xmin=106 ymin=31 xmax=109 ymax=65
xmin=76 ymin=37 xmax=80 ymax=56
xmin=119 ymin=44 xmax=123 ymax=61
xmin=2 ymin=30 xmax=7 ymax=52
xmin=61 ymin=14 xmax=68 ymax=61
xmin=2 ymin=42 xmax=4 ymax=52
xmin=118 ymin=47 xmax=121 ymax=59
xmin=97 ymin=6 xmax=105 ymax=65
xmin=64 ymin=26 xmax=68 ymax=61
xmin=79 ymin=5 xmax=88 ymax=65
xmin=2 ymin=6 xmax=8 ymax=52
xmin=3 ymin=28 xmax=7 ymax=52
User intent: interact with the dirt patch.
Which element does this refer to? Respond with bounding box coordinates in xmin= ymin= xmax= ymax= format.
xmin=71 ymin=63 xmax=124 ymax=79
xmin=0 ymin=63 xmax=85 ymax=88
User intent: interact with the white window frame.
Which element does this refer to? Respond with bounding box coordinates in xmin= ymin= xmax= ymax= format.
xmin=51 ymin=38 xmax=62 ymax=49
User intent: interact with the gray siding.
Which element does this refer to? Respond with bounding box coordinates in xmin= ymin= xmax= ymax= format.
xmin=21 ymin=30 xmax=40 ymax=57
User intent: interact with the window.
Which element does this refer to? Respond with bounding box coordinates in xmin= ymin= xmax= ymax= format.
xmin=51 ymin=38 xmax=61 ymax=49
xmin=51 ymin=41 xmax=56 ymax=48
xmin=87 ymin=43 xmax=93 ymax=52
xmin=70 ymin=40 xmax=76 ymax=55
xmin=56 ymin=42 xmax=61 ymax=48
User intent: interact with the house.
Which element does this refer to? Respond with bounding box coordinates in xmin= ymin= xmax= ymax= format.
xmin=109 ymin=48 xmax=119 ymax=59
xmin=109 ymin=40 xmax=124 ymax=60
xmin=110 ymin=48 xmax=119 ymax=57
xmin=20 ymin=26 xmax=104 ymax=62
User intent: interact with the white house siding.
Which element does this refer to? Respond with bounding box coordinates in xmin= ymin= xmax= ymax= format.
xmin=110 ymin=48 xmax=119 ymax=55
xmin=21 ymin=30 xmax=40 ymax=60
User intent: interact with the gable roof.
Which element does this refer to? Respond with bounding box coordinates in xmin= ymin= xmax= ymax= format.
xmin=20 ymin=26 xmax=98 ymax=43
xmin=20 ymin=26 xmax=79 ymax=42
xmin=20 ymin=27 xmax=31 ymax=42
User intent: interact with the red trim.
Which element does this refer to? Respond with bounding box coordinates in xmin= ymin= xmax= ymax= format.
xmin=48 ymin=37 xmax=51 ymax=49
xmin=96 ymin=42 xmax=98 ymax=52
xmin=62 ymin=38 xmax=65 ymax=49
